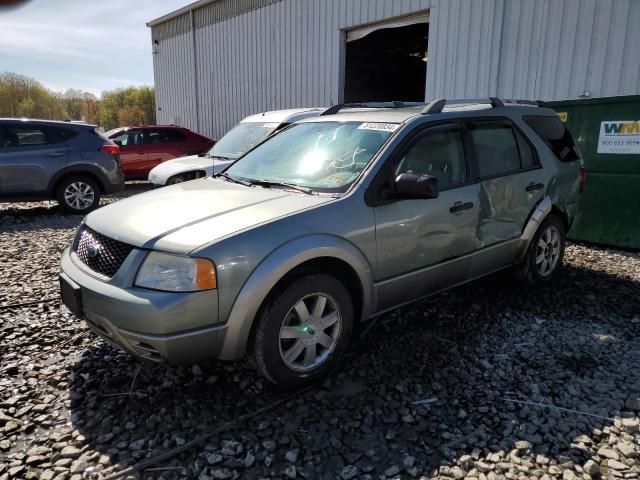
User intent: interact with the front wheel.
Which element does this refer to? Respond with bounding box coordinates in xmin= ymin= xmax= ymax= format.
xmin=251 ymin=274 xmax=354 ymax=389
xmin=56 ymin=176 xmax=101 ymax=214
xmin=517 ymin=214 xmax=566 ymax=284
xmin=166 ymin=174 xmax=188 ymax=185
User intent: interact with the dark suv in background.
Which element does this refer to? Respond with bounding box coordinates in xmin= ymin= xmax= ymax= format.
xmin=0 ymin=119 xmax=124 ymax=213
xmin=106 ymin=125 xmax=215 ymax=179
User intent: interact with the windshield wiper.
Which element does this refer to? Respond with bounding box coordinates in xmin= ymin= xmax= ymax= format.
xmin=248 ymin=180 xmax=315 ymax=195
xmin=215 ymin=172 xmax=252 ymax=187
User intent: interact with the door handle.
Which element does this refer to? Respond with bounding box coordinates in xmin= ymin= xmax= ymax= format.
xmin=137 ymin=150 xmax=145 ymax=154
xmin=48 ymin=152 xmax=65 ymax=157
xmin=450 ymin=201 xmax=474 ymax=213
xmin=526 ymin=182 xmax=544 ymax=192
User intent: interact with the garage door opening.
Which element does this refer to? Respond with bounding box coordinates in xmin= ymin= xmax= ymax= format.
xmin=344 ymin=15 xmax=429 ymax=104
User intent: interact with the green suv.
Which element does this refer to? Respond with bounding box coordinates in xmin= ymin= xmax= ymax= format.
xmin=60 ymin=99 xmax=583 ymax=388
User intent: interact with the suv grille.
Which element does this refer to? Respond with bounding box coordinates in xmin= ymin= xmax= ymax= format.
xmin=74 ymin=226 xmax=134 ymax=278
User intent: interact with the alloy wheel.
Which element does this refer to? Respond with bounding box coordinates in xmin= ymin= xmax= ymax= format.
xmin=535 ymin=225 xmax=561 ymax=276
xmin=278 ymin=293 xmax=341 ymax=372
xmin=64 ymin=181 xmax=95 ymax=210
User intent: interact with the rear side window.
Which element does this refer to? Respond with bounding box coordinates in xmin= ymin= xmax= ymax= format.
xmin=145 ymin=130 xmax=164 ymax=144
xmin=523 ymin=115 xmax=580 ymax=162
xmin=163 ymin=129 xmax=187 ymax=142
xmin=514 ymin=128 xmax=537 ymax=169
xmin=48 ymin=127 xmax=78 ymax=143
xmin=145 ymin=129 xmax=186 ymax=144
xmin=469 ymin=121 xmax=521 ymax=178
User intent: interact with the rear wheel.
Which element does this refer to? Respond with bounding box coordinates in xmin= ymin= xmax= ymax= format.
xmin=56 ymin=176 xmax=101 ymax=214
xmin=251 ymin=274 xmax=354 ymax=389
xmin=518 ymin=214 xmax=566 ymax=284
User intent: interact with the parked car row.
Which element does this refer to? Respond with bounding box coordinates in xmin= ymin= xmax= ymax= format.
xmin=0 ymin=120 xmax=216 ymax=212
xmin=57 ymin=99 xmax=584 ymax=388
xmin=0 ymin=118 xmax=123 ymax=213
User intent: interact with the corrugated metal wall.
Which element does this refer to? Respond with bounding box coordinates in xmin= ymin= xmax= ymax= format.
xmin=152 ymin=32 xmax=197 ymax=131
xmin=495 ymin=0 xmax=640 ymax=100
xmin=151 ymin=0 xmax=640 ymax=139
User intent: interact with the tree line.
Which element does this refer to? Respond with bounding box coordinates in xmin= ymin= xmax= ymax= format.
xmin=0 ymin=72 xmax=156 ymax=130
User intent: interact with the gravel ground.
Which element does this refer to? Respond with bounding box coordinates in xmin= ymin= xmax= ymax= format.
xmin=1 ymin=187 xmax=639 ymax=480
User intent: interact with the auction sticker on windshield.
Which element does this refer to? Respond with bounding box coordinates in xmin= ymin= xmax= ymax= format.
xmin=358 ymin=122 xmax=400 ymax=132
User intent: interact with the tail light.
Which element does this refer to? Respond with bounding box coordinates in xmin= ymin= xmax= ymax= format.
xmin=101 ymin=144 xmax=119 ymax=155
xmin=579 ymin=166 xmax=586 ymax=194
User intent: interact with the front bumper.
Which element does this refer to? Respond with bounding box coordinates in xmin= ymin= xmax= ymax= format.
xmin=60 ymin=247 xmax=224 ymax=364
xmin=147 ymin=172 xmax=166 ymax=186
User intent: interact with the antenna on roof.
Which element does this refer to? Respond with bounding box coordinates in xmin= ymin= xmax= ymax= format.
xmin=420 ymin=98 xmax=446 ymax=114
xmin=263 ymin=94 xmax=278 ymax=116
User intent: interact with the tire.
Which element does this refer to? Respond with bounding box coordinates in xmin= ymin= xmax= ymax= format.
xmin=167 ymin=174 xmax=188 ymax=185
xmin=517 ymin=214 xmax=566 ymax=285
xmin=251 ymin=274 xmax=354 ymax=389
xmin=56 ymin=175 xmax=101 ymax=214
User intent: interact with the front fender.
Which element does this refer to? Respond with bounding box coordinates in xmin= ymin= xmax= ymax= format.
xmin=217 ymin=234 xmax=375 ymax=360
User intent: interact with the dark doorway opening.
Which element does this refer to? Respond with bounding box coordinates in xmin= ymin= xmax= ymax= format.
xmin=344 ymin=22 xmax=428 ymax=103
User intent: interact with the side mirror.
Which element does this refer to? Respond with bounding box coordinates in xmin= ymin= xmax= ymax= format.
xmin=114 ymin=140 xmax=122 ymax=147
xmin=198 ymin=152 xmax=206 ymax=157
xmin=390 ymin=173 xmax=439 ymax=199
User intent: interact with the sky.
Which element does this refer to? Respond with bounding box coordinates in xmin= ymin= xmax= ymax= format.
xmin=0 ymin=0 xmax=188 ymax=97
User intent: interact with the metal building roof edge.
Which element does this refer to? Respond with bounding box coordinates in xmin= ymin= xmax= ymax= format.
xmin=146 ymin=0 xmax=216 ymax=27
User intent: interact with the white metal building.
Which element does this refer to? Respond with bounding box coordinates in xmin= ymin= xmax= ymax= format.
xmin=147 ymin=0 xmax=640 ymax=139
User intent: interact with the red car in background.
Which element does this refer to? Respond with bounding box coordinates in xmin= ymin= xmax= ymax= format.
xmin=106 ymin=125 xmax=215 ymax=179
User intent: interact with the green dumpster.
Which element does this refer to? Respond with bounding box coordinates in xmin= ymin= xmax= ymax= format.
xmin=545 ymin=95 xmax=640 ymax=250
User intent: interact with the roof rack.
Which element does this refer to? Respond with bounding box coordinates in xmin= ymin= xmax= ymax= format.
xmin=420 ymin=97 xmax=543 ymax=114
xmin=502 ymin=99 xmax=545 ymax=107
xmin=319 ymin=97 xmax=544 ymax=117
xmin=421 ymin=97 xmax=505 ymax=114
xmin=319 ymin=101 xmax=425 ymax=116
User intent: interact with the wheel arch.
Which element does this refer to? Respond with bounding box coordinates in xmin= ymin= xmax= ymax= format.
xmin=167 ymin=169 xmax=207 ymax=183
xmin=516 ymin=195 xmax=569 ymax=263
xmin=217 ymin=234 xmax=375 ymax=360
xmin=48 ymin=166 xmax=108 ymax=198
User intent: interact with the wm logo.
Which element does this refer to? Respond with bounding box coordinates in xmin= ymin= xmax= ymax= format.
xmin=603 ymin=121 xmax=640 ymax=135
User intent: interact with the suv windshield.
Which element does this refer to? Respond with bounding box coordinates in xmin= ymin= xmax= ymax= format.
xmin=224 ymin=121 xmax=394 ymax=192
xmin=208 ymin=122 xmax=279 ymax=159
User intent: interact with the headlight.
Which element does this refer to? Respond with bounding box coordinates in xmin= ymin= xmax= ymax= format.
xmin=135 ymin=252 xmax=217 ymax=292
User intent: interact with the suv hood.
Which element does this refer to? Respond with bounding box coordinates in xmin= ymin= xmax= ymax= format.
xmin=156 ymin=154 xmax=234 ymax=170
xmin=85 ymin=178 xmax=333 ymax=253
xmin=160 ymin=154 xmax=202 ymax=167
